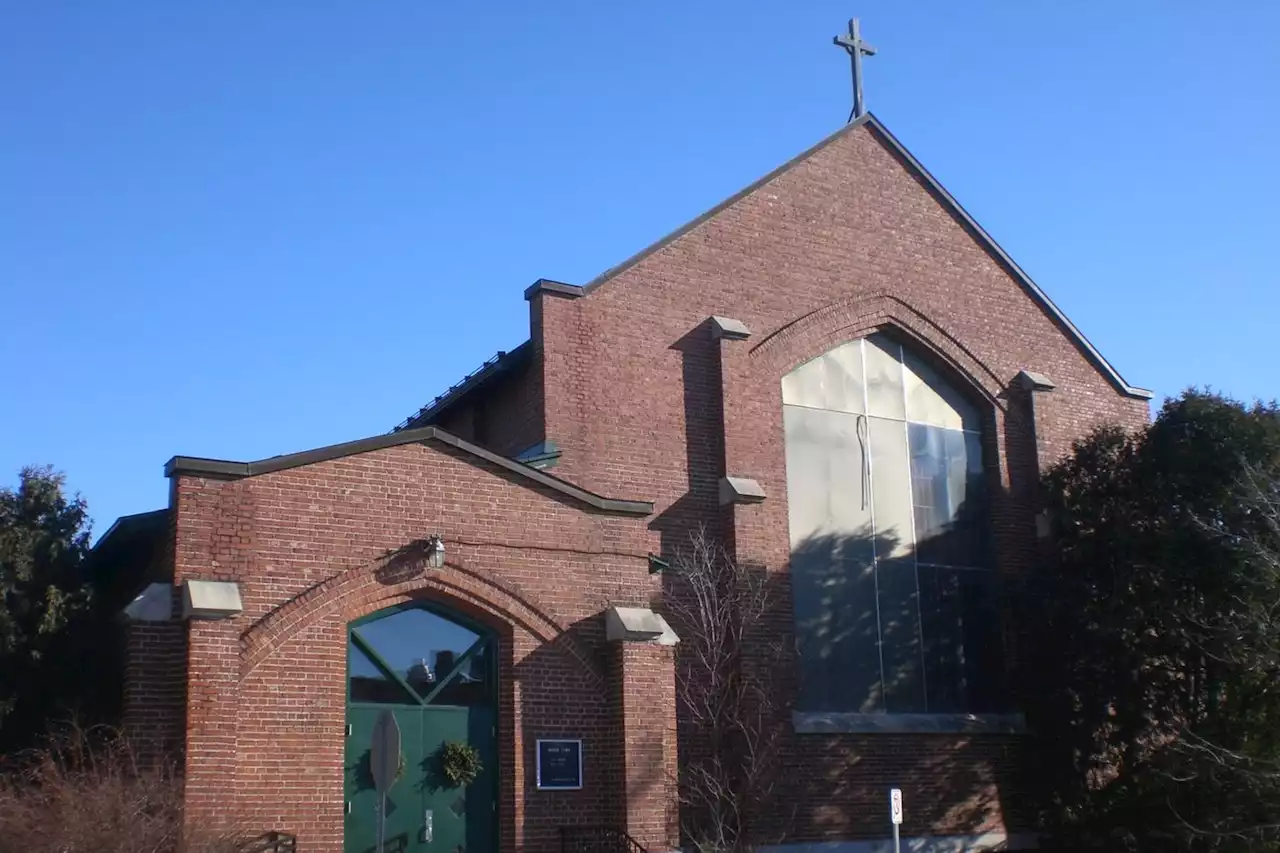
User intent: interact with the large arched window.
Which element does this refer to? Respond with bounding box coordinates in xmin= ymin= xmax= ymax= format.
xmin=782 ymin=333 xmax=1005 ymax=718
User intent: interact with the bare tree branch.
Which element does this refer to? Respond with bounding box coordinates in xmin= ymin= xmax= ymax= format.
xmin=662 ymin=528 xmax=786 ymax=853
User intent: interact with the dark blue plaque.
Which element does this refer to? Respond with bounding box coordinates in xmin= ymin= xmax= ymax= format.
xmin=536 ymin=739 xmax=583 ymax=790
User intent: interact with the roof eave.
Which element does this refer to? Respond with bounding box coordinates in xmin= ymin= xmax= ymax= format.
xmin=395 ymin=340 xmax=534 ymax=432
xmin=860 ymin=114 xmax=1152 ymax=401
xmin=94 ymin=508 xmax=170 ymax=552
xmin=164 ymin=426 xmax=653 ymax=517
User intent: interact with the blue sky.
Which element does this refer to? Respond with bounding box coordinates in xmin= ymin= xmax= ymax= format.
xmin=2 ymin=1 xmax=1277 ymax=538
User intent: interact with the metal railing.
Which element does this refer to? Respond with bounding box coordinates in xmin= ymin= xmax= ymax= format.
xmin=560 ymin=826 xmax=649 ymax=853
xmin=238 ymin=831 xmax=298 ymax=853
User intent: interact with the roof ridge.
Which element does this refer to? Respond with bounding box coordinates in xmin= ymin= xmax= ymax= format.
xmin=578 ymin=114 xmax=874 ymax=294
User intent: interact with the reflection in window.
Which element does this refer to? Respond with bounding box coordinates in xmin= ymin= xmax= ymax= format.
xmin=347 ymin=605 xmax=494 ymax=706
xmin=782 ymin=334 xmax=1004 ymax=715
xmin=349 ymin=638 xmax=417 ymax=705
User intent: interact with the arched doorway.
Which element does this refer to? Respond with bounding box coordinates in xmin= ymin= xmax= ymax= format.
xmin=344 ymin=602 xmax=499 ymax=853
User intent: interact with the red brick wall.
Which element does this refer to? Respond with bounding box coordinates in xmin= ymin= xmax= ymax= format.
xmin=610 ymin=643 xmax=680 ymax=851
xmin=433 ymin=356 xmax=545 ymax=458
xmin=122 ymin=617 xmax=187 ymax=767
xmin=525 ymin=120 xmax=1148 ymax=842
xmin=123 ymin=495 xmax=187 ymax=770
xmin=168 ymin=442 xmax=659 ymax=853
xmin=532 ymin=121 xmax=1147 ymax=501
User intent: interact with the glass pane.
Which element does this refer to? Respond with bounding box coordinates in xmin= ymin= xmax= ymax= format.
xmin=821 ymin=342 xmax=865 ymax=414
xmin=952 ymin=431 xmax=989 ymax=564
xmin=424 ymin=642 xmax=494 ymax=707
xmin=353 ymin=607 xmax=482 ymax=700
xmin=876 ymin=559 xmax=926 ymax=713
xmin=780 ymin=342 xmax=865 ymax=414
xmin=348 ymin=638 xmax=418 ymax=704
xmin=864 ymin=334 xmax=906 ymax=421
xmin=902 ymin=347 xmax=981 ymax=431
xmin=910 ymin=425 xmax=989 ymax=567
xmin=783 ymin=406 xmax=871 ymax=545
xmin=781 ymin=354 xmax=826 ymax=409
xmin=791 ymin=530 xmax=880 ymax=713
xmin=785 ymin=405 xmax=880 ymax=712
xmin=919 ymin=566 xmax=1006 ymax=713
xmin=869 ymin=417 xmax=913 ymax=558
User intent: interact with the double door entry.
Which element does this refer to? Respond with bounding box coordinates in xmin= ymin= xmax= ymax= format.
xmin=344 ymin=603 xmax=498 ymax=853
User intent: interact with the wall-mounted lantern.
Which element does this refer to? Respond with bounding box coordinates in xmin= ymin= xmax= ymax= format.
xmin=425 ymin=534 xmax=446 ymax=569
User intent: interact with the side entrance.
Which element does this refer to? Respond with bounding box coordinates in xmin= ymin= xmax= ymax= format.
xmin=344 ymin=602 xmax=499 ymax=853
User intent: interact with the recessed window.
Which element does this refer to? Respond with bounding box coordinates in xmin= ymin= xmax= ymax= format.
xmin=782 ymin=333 xmax=1004 ymax=715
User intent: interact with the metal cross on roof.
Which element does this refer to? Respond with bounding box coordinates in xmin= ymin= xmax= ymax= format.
xmin=833 ymin=18 xmax=876 ymax=121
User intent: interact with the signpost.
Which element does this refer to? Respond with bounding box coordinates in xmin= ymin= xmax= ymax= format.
xmin=889 ymin=788 xmax=903 ymax=853
xmin=370 ymin=711 xmax=402 ymax=853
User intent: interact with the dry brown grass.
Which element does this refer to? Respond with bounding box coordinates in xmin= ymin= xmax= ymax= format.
xmin=0 ymin=727 xmax=239 ymax=853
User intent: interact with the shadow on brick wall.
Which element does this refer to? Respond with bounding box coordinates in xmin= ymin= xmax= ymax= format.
xmin=514 ymin=613 xmax=616 ymax=853
xmin=649 ymin=322 xmax=725 ymax=559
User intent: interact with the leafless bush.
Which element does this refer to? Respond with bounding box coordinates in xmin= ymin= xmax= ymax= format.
xmin=663 ymin=528 xmax=787 ymax=853
xmin=0 ymin=727 xmax=237 ymax=853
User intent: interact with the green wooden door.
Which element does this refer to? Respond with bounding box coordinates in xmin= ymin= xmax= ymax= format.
xmin=344 ymin=603 xmax=499 ymax=853
xmin=420 ymin=706 xmax=497 ymax=853
xmin=346 ymin=706 xmax=426 ymax=853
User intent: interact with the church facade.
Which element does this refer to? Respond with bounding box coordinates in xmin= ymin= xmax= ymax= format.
xmin=108 ymin=112 xmax=1150 ymax=853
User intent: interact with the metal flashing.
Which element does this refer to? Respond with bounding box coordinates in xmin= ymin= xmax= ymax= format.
xmin=523 ymin=278 xmax=585 ymax=301
xmin=164 ymin=426 xmax=653 ymax=517
xmin=395 ymin=341 xmax=533 ymax=432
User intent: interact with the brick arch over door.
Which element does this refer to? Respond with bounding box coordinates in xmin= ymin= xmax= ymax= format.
xmin=240 ymin=549 xmax=606 ymax=690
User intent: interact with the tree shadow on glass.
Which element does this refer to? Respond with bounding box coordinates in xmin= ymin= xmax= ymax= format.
xmin=791 ymin=517 xmax=1007 ymax=716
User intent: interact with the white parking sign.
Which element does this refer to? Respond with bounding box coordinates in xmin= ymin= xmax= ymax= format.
xmin=890 ymin=788 xmax=903 ymax=825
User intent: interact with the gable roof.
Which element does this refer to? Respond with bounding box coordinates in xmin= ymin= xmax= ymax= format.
xmin=94 ymin=507 xmax=169 ymax=552
xmin=394 ymin=341 xmax=532 ymax=432
xmin=165 ymin=425 xmax=653 ymax=517
xmin=525 ymin=113 xmax=1151 ymax=401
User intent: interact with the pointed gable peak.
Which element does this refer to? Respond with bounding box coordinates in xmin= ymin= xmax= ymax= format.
xmin=582 ymin=113 xmax=875 ymax=291
xmin=565 ymin=113 xmax=1150 ymax=401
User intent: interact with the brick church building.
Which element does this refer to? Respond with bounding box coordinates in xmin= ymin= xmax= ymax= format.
xmin=103 ymin=107 xmax=1150 ymax=853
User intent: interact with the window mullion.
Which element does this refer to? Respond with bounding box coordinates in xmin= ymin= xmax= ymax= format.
xmin=897 ymin=340 xmax=929 ymax=712
xmin=417 ymin=635 xmax=489 ymax=705
xmin=859 ymin=338 xmax=888 ymax=714
xmin=350 ymin=628 xmax=427 ymax=706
